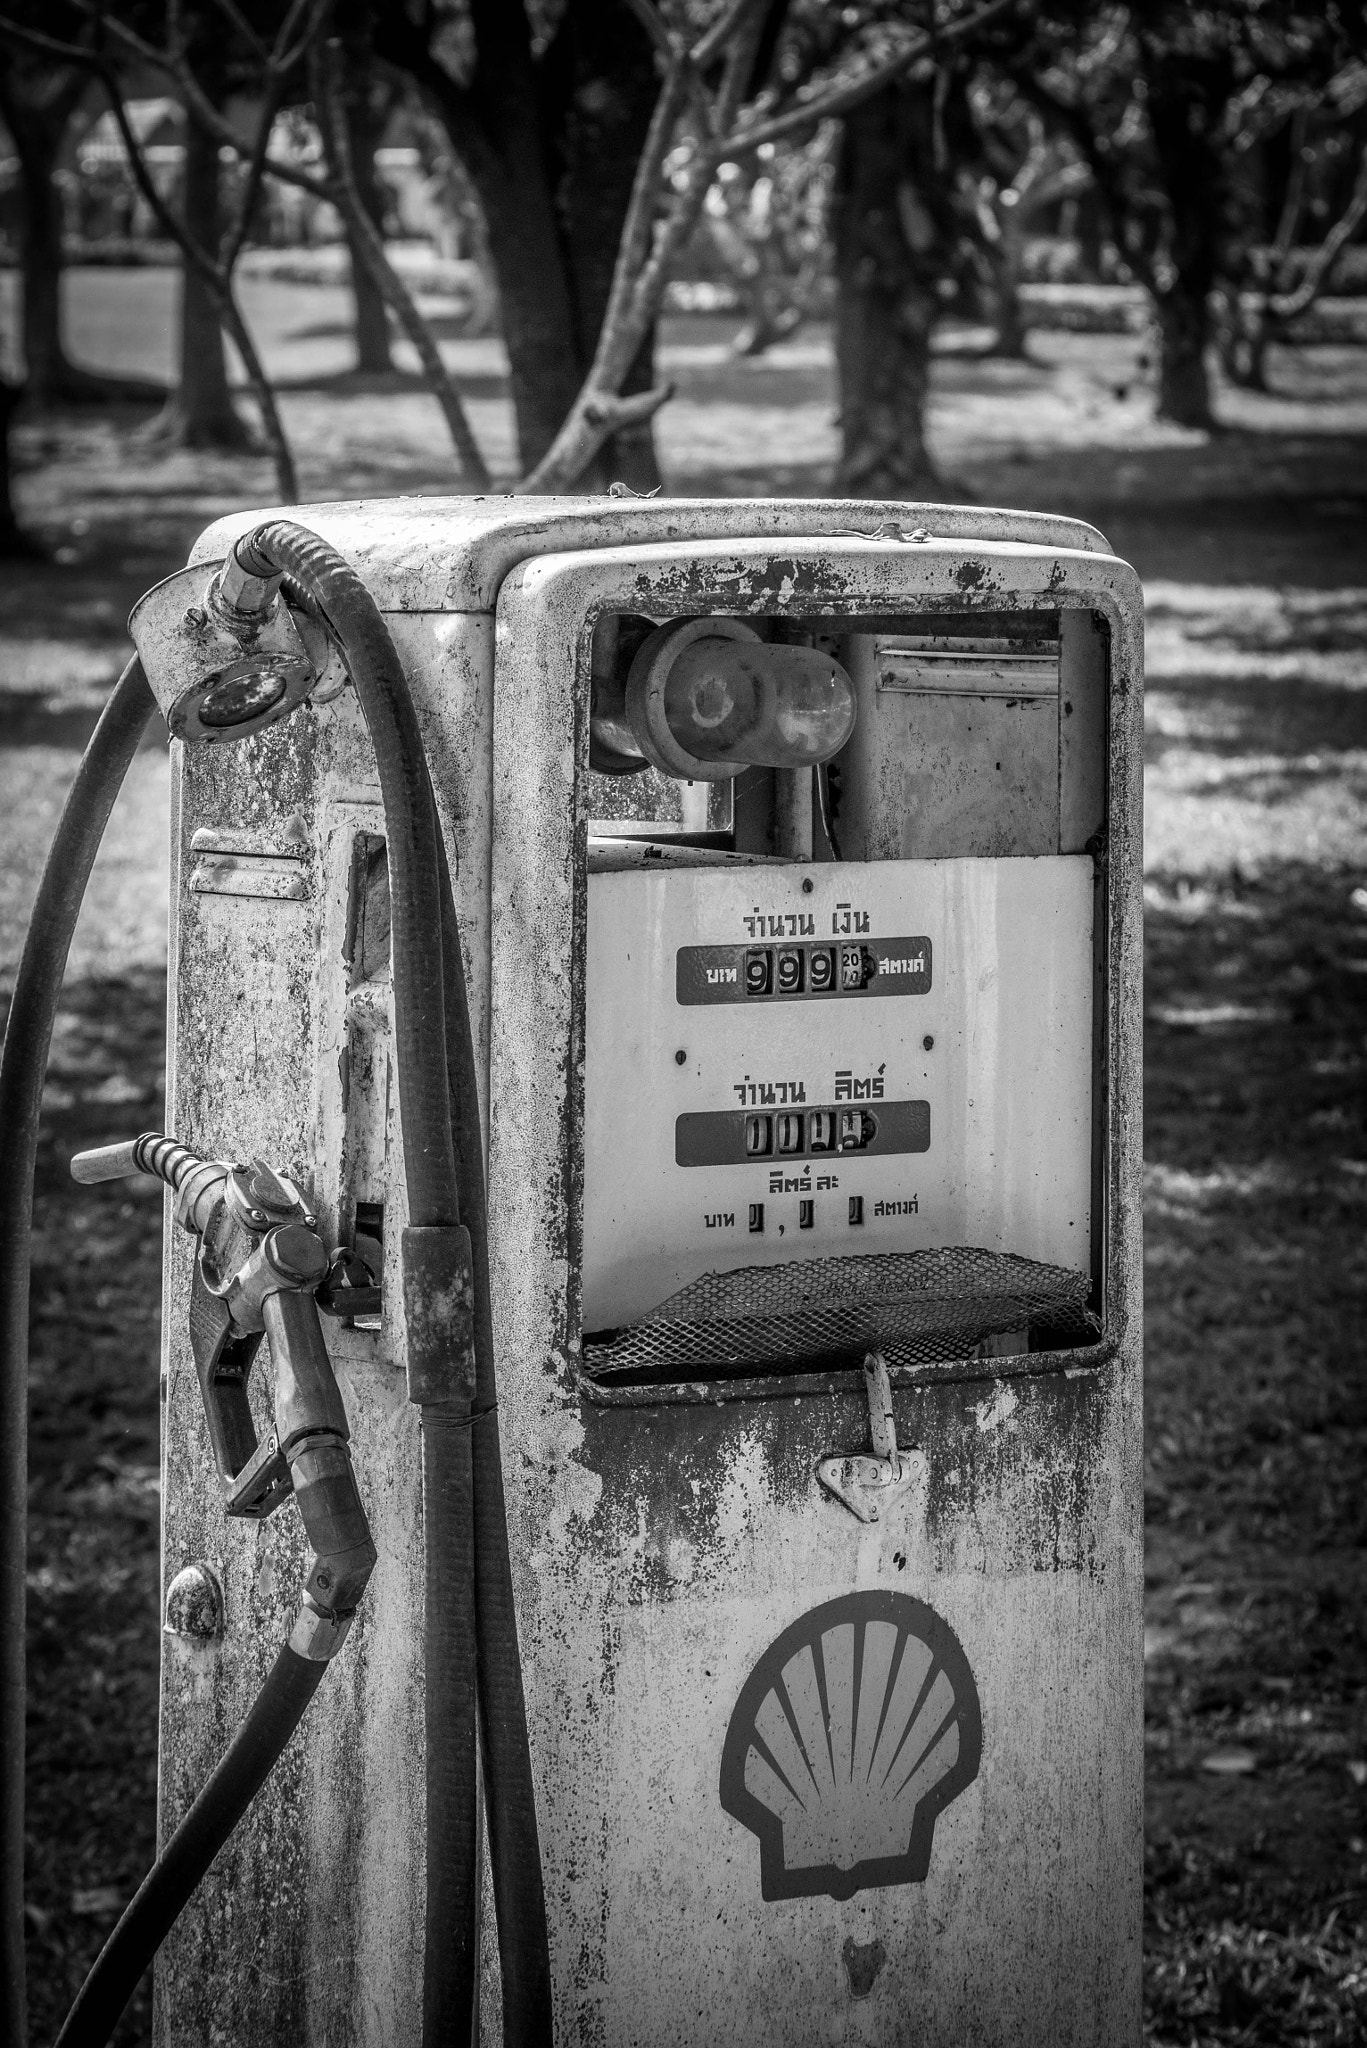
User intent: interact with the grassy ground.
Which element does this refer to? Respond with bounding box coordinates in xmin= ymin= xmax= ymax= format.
xmin=3 ymin=273 xmax=1366 ymax=2043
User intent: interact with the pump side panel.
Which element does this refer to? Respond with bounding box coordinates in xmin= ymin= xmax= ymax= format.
xmin=488 ymin=538 xmax=1143 ymax=2046
xmin=153 ymin=613 xmax=493 ymax=2046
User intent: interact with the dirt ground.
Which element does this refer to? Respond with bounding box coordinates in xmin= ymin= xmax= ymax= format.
xmin=3 ymin=275 xmax=1366 ymax=2043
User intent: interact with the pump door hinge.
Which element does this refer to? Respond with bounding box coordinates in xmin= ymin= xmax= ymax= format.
xmin=817 ymin=1351 xmax=924 ymax=1524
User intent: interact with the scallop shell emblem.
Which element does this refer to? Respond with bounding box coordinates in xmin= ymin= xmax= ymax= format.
xmin=719 ymin=1591 xmax=981 ymax=1902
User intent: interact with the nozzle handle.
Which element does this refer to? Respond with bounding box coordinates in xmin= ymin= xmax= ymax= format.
xmin=71 ymin=1132 xmax=205 ymax=1188
xmin=71 ymin=1136 xmax=155 ymax=1184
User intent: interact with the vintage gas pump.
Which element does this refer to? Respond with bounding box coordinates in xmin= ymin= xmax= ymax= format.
xmin=2 ymin=497 xmax=1143 ymax=2047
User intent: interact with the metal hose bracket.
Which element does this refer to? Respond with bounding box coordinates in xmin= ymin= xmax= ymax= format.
xmin=402 ymin=1225 xmax=477 ymax=1409
xmin=127 ymin=560 xmax=318 ymax=746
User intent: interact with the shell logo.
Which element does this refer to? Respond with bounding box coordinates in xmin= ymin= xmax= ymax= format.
xmin=719 ymin=1591 xmax=982 ymax=1903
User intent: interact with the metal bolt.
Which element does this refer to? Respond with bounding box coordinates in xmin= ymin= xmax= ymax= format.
xmin=675 ymin=1049 xmax=687 ymax=1066
xmin=164 ymin=1562 xmax=224 ymax=1642
xmin=315 ymin=1570 xmax=332 ymax=1591
xmin=923 ymin=1035 xmax=935 ymax=1051
xmin=266 ymin=1222 xmax=329 ymax=1286
xmin=801 ymin=877 xmax=814 ymax=895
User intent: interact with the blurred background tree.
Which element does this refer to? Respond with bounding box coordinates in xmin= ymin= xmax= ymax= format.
xmin=0 ymin=0 xmax=1361 ymax=529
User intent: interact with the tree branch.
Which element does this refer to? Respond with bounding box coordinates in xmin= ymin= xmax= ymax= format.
xmin=723 ymin=0 xmax=1018 ymax=154
xmin=315 ymin=37 xmax=491 ymax=488
xmin=622 ymin=0 xmax=677 ymax=64
xmin=692 ymin=0 xmax=763 ymax=71
xmin=583 ymin=383 xmax=675 ymax=430
xmin=1270 ymin=137 xmax=1367 ymax=323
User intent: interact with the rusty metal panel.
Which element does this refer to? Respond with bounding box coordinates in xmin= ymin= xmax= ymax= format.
xmin=154 ymin=609 xmax=493 ymax=2046
xmin=1059 ymin=611 xmax=1109 ymax=854
xmin=188 ymin=497 xmax=1111 ymax=613
xmin=488 ymin=531 xmax=1144 ymax=2044
xmin=835 ymin=634 xmax=1060 ymax=861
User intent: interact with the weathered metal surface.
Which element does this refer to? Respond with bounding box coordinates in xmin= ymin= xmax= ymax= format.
xmin=187 ymin=496 xmax=1111 ymax=613
xmin=153 ymin=502 xmax=1143 ymax=2046
xmin=154 ymin=611 xmax=492 ymax=2045
xmin=488 ymin=532 xmax=1143 ymax=2043
xmin=129 ymin=559 xmax=315 ymax=744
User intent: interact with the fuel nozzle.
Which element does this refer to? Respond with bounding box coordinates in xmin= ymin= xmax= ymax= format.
xmin=72 ymin=1132 xmax=376 ymax=1660
xmin=591 ymin=616 xmax=857 ymax=782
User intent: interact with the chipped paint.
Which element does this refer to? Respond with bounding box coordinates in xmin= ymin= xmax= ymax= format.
xmin=972 ymin=1386 xmax=1020 ymax=1433
xmin=489 ymin=524 xmax=1143 ymax=2042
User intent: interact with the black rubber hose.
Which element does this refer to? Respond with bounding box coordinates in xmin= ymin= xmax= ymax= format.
xmin=53 ymin=1646 xmax=325 ymax=2048
xmin=436 ymin=848 xmax=554 ymax=2045
xmin=0 ymin=656 xmax=156 ymax=2046
xmin=240 ymin=522 xmax=459 ymax=1232
xmin=242 ymin=525 xmax=483 ymax=2040
xmin=420 ymin=1411 xmax=481 ymax=2041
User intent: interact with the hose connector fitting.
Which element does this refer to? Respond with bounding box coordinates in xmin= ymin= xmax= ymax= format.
xmin=127 ymin=528 xmax=319 ymax=746
xmin=209 ymin=532 xmax=286 ymax=628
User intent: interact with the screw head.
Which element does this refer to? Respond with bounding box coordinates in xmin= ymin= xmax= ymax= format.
xmin=923 ymin=1034 xmax=935 ymax=1051
xmin=675 ymin=1049 xmax=687 ymax=1066
xmin=801 ymin=877 xmax=814 ymax=895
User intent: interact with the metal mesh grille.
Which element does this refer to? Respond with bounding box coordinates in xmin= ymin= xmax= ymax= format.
xmin=582 ymin=1248 xmax=1097 ymax=1383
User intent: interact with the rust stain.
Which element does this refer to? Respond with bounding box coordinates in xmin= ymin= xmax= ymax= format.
xmin=842 ymin=1935 xmax=888 ymax=1999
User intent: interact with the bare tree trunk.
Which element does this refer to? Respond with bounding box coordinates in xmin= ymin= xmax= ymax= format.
xmin=341 ymin=69 xmax=394 ymax=377
xmin=1141 ymin=42 xmax=1227 ymax=432
xmin=0 ymin=377 xmax=37 ymax=556
xmin=1153 ymin=277 xmax=1215 ymax=427
xmin=151 ymin=111 xmax=253 ymax=448
xmin=0 ymin=64 xmax=161 ymax=406
xmin=379 ymin=0 xmax=655 ymax=479
xmin=1075 ymin=184 xmax=1106 ymax=281
xmin=545 ymin=0 xmax=662 ymax=490
xmin=10 ymin=79 xmax=78 ymax=404
xmin=985 ymin=216 xmax=1031 ymax=359
xmin=455 ymin=0 xmax=586 ymax=474
xmin=832 ymin=83 xmax=948 ymax=499
xmin=316 ymin=40 xmax=488 ymax=487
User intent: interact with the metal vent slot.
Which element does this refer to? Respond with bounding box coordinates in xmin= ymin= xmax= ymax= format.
xmin=187 ymin=823 xmax=313 ymax=901
xmin=875 ymin=637 xmax=1061 ymax=699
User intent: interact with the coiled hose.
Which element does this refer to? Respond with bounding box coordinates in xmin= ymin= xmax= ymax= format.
xmin=0 ymin=529 xmax=552 ymax=2045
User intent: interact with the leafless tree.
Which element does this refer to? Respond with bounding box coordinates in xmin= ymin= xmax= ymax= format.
xmin=516 ymin=0 xmax=1016 ymax=493
xmin=0 ymin=0 xmax=492 ymax=495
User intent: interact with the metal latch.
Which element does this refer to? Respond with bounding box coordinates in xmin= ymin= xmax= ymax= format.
xmin=817 ymin=1351 xmax=922 ymax=1523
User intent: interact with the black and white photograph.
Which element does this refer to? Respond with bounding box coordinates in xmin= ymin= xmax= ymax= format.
xmin=0 ymin=2 xmax=1363 ymax=2042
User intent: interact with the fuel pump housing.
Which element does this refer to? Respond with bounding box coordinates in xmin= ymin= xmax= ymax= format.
xmin=143 ymin=497 xmax=1142 ymax=2045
